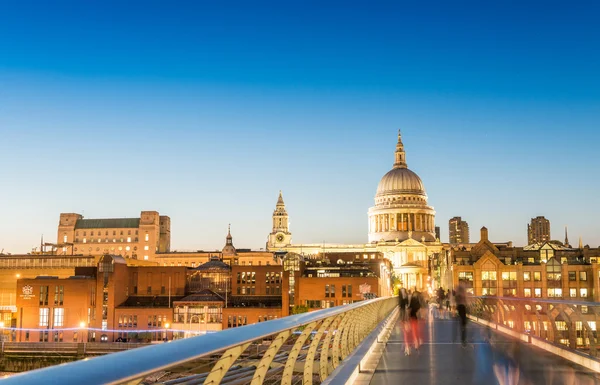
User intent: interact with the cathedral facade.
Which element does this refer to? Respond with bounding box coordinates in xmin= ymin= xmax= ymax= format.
xmin=267 ymin=131 xmax=443 ymax=292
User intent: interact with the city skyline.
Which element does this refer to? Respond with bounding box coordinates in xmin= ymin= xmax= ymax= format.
xmin=1 ymin=2 xmax=600 ymax=252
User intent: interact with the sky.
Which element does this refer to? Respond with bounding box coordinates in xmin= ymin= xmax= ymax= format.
xmin=0 ymin=1 xmax=599 ymax=253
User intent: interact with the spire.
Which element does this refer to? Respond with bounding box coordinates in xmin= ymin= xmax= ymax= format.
xmin=226 ymin=224 xmax=232 ymax=243
xmin=564 ymin=226 xmax=570 ymax=247
xmin=222 ymin=224 xmax=236 ymax=255
xmin=393 ymin=129 xmax=407 ymax=169
xmin=277 ymin=190 xmax=285 ymax=205
xmin=579 ymin=236 xmax=583 ymax=249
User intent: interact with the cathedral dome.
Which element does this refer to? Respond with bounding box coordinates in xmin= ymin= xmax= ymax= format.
xmin=367 ymin=130 xmax=436 ymax=244
xmin=376 ymin=168 xmax=426 ymax=197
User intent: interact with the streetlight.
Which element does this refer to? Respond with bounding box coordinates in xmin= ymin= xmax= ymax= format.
xmin=15 ymin=274 xmax=20 ymax=278
xmin=79 ymin=321 xmax=86 ymax=343
xmin=164 ymin=323 xmax=170 ymax=342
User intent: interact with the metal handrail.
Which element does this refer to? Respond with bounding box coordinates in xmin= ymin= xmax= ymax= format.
xmin=1 ymin=296 xmax=397 ymax=385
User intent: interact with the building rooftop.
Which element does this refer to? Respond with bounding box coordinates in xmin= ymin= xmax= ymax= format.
xmin=193 ymin=260 xmax=231 ymax=272
xmin=176 ymin=290 xmax=224 ymax=303
xmin=75 ymin=218 xmax=140 ymax=229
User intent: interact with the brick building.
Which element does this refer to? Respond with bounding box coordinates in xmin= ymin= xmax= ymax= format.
xmin=452 ymin=227 xmax=600 ymax=301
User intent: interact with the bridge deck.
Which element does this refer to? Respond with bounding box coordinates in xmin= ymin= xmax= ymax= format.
xmin=371 ymin=316 xmax=600 ymax=385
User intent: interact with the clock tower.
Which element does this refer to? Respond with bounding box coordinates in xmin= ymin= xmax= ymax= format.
xmin=268 ymin=191 xmax=292 ymax=249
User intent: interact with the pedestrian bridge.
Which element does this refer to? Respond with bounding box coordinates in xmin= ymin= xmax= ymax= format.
xmin=2 ymin=297 xmax=600 ymax=384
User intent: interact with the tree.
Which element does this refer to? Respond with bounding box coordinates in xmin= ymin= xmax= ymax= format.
xmin=291 ymin=305 xmax=309 ymax=315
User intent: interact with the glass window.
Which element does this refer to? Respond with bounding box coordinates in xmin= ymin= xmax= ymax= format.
xmin=39 ymin=308 xmax=50 ymax=327
xmin=534 ymin=288 xmax=542 ymax=298
xmin=570 ymin=288 xmax=577 ymax=298
xmin=546 ymin=259 xmax=561 ymax=281
xmin=458 ymin=272 xmax=474 ymax=288
xmin=39 ymin=286 xmax=49 ymax=306
xmin=548 ymin=288 xmax=562 ymax=298
xmin=53 ymin=308 xmax=64 ymax=327
xmin=533 ymin=272 xmax=541 ymax=281
xmin=481 ymin=271 xmax=497 ymax=295
xmin=580 ymin=272 xmax=588 ymax=281
xmin=524 ymin=288 xmax=531 ymax=297
xmin=523 ymin=272 xmax=531 ymax=281
xmin=580 ymin=288 xmax=588 ymax=298
xmin=568 ymin=271 xmax=576 ymax=281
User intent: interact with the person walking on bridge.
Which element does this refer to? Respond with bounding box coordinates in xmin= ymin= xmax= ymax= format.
xmin=408 ymin=287 xmax=423 ymax=351
xmin=454 ymin=282 xmax=468 ymax=347
xmin=399 ymin=286 xmax=409 ymax=321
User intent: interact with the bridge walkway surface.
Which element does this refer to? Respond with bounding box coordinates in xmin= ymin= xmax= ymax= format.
xmin=371 ymin=315 xmax=600 ymax=385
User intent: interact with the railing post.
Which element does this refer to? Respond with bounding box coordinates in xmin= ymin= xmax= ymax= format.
xmin=250 ymin=330 xmax=291 ymax=385
xmin=319 ymin=314 xmax=343 ymax=382
xmin=204 ymin=342 xmax=251 ymax=385
xmin=331 ymin=311 xmax=353 ymax=370
xmin=281 ymin=322 xmax=318 ymax=385
xmin=303 ymin=316 xmax=335 ymax=385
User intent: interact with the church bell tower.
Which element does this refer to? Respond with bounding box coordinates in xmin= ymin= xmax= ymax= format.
xmin=268 ymin=191 xmax=292 ymax=249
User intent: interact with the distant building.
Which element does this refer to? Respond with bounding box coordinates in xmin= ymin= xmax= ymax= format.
xmin=435 ymin=226 xmax=441 ymax=241
xmin=451 ymin=226 xmax=600 ymax=304
xmin=56 ymin=211 xmax=170 ymax=261
xmin=449 ymin=217 xmax=470 ymax=244
xmin=528 ymin=216 xmax=551 ymax=245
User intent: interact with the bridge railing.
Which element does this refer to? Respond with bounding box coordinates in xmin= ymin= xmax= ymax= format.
xmin=468 ymin=296 xmax=600 ymax=357
xmin=1 ymin=297 xmax=397 ymax=385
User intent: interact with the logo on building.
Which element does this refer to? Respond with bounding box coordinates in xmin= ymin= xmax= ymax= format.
xmin=20 ymin=285 xmax=35 ymax=299
xmin=359 ymin=283 xmax=371 ymax=294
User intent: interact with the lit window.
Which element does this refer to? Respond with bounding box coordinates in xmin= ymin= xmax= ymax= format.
xmin=524 ymin=288 xmax=531 ymax=297
xmin=580 ymin=288 xmax=588 ymax=298
xmin=83 ymin=238 xmax=87 ymax=243
xmin=53 ymin=308 xmax=64 ymax=327
xmin=144 ymin=246 xmax=149 ymax=251
xmin=533 ymin=272 xmax=541 ymax=281
xmin=144 ymin=255 xmax=149 ymax=260
xmin=63 ymin=235 xmax=67 ymax=243
xmin=570 ymin=288 xmax=577 ymax=297
xmin=145 ymin=233 xmax=149 ymax=242
xmin=127 ymin=237 xmax=131 ymax=243
xmin=589 ymin=321 xmax=597 ymax=331
xmin=534 ymin=288 xmax=542 ymax=298
xmin=580 ymin=272 xmax=588 ymax=281
xmin=39 ymin=308 xmax=49 ymax=327
xmin=481 ymin=271 xmax=497 ymax=296
xmin=547 ymin=288 xmax=562 ymax=298
xmin=523 ymin=272 xmax=531 ymax=281
xmin=126 ymin=246 xmax=130 ymax=251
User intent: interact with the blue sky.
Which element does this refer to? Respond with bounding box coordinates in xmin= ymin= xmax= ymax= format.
xmin=1 ymin=1 xmax=599 ymax=252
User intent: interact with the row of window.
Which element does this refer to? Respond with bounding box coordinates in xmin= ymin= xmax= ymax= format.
xmin=236 ymin=272 xmax=281 ymax=285
xmin=118 ymin=315 xmax=138 ymax=328
xmin=39 ymin=286 xmax=64 ymax=307
xmin=324 ymin=284 xmax=354 ymax=298
xmin=146 ymin=315 xmax=169 ymax=328
xmin=460 ymin=270 xmax=590 ymax=284
xmin=237 ymin=260 xmax=273 ymax=266
xmin=39 ymin=307 xmax=64 ymax=327
xmin=78 ymin=238 xmax=152 ymax=246
xmin=77 ymin=230 xmax=139 ymax=237
xmin=483 ymin=287 xmax=592 ymax=298
xmin=173 ymin=306 xmax=222 ymax=324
